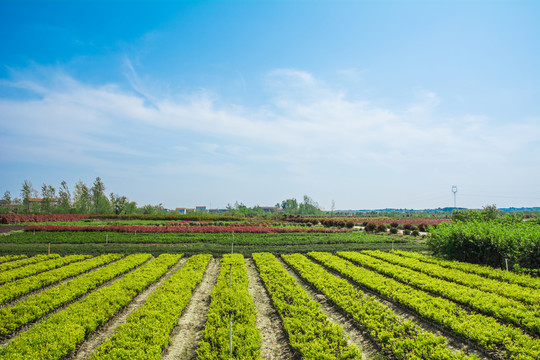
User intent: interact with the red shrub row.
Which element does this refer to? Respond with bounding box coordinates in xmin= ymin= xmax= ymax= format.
xmin=24 ymin=225 xmax=350 ymax=234
xmin=0 ymin=214 xmax=91 ymax=224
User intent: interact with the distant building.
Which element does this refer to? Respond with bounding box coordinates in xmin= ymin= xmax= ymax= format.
xmin=195 ymin=206 xmax=207 ymax=213
xmin=260 ymin=206 xmax=279 ymax=213
xmin=28 ymin=197 xmax=60 ymax=204
xmin=208 ymin=208 xmax=226 ymax=214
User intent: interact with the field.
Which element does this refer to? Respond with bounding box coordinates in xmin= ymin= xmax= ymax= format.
xmin=0 ymin=251 xmax=538 ymax=360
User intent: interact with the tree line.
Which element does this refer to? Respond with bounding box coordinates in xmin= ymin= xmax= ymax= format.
xmin=1 ymin=178 xmax=166 ymax=215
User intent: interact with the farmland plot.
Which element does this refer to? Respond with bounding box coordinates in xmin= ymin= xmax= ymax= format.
xmin=0 ymin=251 xmax=538 ymax=359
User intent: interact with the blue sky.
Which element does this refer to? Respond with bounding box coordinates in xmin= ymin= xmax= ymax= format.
xmin=1 ymin=0 xmax=539 ymax=210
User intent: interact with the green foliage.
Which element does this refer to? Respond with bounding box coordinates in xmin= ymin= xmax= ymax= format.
xmin=342 ymin=252 xmax=540 ymax=336
xmin=450 ymin=204 xmax=523 ymax=224
xmin=253 ymin=252 xmax=361 ymax=359
xmin=428 ymin=221 xmax=540 ymax=270
xmin=0 ymin=254 xmax=89 ymax=286
xmin=0 ymin=254 xmax=180 ymax=360
xmin=0 ymin=254 xmax=146 ymax=337
xmin=197 ymin=254 xmax=261 ymax=359
xmin=0 ymin=254 xmax=120 ymax=305
xmin=318 ymin=252 xmax=540 ymax=360
xmin=394 ymin=250 xmax=540 ymax=289
xmin=284 ymin=253 xmax=474 ymax=360
xmin=92 ymin=254 xmax=210 ymax=360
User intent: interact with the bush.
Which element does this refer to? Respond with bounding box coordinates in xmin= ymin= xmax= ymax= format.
xmin=403 ymin=230 xmax=411 ymax=236
xmin=376 ymin=224 xmax=387 ymax=233
xmin=389 ymin=227 xmax=398 ymax=234
xmin=364 ymin=223 xmax=377 ymax=232
xmin=411 ymin=230 xmax=420 ymax=237
xmin=428 ymin=221 xmax=540 ymax=270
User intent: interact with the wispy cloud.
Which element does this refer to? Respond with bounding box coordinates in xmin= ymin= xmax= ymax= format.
xmin=1 ymin=66 xmax=538 ymax=208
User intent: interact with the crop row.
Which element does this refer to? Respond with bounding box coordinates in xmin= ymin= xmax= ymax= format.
xmin=0 ymin=214 xmax=90 ymax=224
xmin=0 ymin=254 xmax=89 ymax=285
xmin=0 ymin=254 xmax=58 ymax=272
xmin=282 ymin=253 xmax=475 ymax=360
xmin=394 ymin=250 xmax=540 ymax=289
xmin=24 ymin=224 xmax=350 ymax=234
xmin=0 ymin=253 xmax=151 ymax=337
xmin=364 ymin=250 xmax=539 ymax=306
xmin=3 ymin=230 xmax=389 ymax=246
xmin=0 ymin=253 xmax=122 ymax=305
xmin=197 ymin=254 xmax=262 ymax=359
xmin=90 ymin=254 xmax=211 ymax=359
xmin=0 ymin=255 xmax=26 ymax=265
xmin=310 ymin=252 xmax=539 ymax=360
xmin=252 ymin=252 xmax=362 ymax=359
xmin=0 ymin=254 xmax=181 ymax=360
xmin=341 ymin=251 xmax=540 ymax=335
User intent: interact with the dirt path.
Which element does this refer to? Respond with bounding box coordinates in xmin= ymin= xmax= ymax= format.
xmin=161 ymin=257 xmax=220 ymax=360
xmin=245 ymin=257 xmax=295 ymax=360
xmin=68 ymin=257 xmax=188 ymax=360
xmin=276 ymin=256 xmax=379 ymax=359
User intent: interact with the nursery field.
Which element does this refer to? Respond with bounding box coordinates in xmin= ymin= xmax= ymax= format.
xmin=0 ymin=230 xmax=427 ymax=256
xmin=0 ymin=251 xmax=538 ymax=360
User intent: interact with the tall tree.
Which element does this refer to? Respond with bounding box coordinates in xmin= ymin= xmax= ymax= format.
xmin=110 ymin=193 xmax=128 ymax=215
xmin=73 ymin=181 xmax=91 ymax=213
xmin=1 ymin=191 xmax=11 ymax=214
xmin=21 ymin=180 xmax=36 ymax=214
xmin=2 ymin=190 xmax=11 ymax=206
xmin=91 ymin=177 xmax=105 ymax=213
xmin=58 ymin=181 xmax=71 ymax=213
xmin=280 ymin=198 xmax=299 ymax=214
xmin=299 ymin=195 xmax=321 ymax=215
xmin=40 ymin=184 xmax=56 ymax=214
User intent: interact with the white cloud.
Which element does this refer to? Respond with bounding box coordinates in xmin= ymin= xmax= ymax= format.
xmin=1 ymin=67 xmax=539 ymax=208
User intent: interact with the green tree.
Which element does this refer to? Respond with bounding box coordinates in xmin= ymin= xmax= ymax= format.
xmin=73 ymin=181 xmax=92 ymax=213
xmin=124 ymin=201 xmax=138 ymax=214
xmin=280 ymin=198 xmax=299 ymax=214
xmin=141 ymin=203 xmax=165 ymax=215
xmin=40 ymin=184 xmax=56 ymax=214
xmin=58 ymin=181 xmax=72 ymax=213
xmin=91 ymin=177 xmax=105 ymax=213
xmin=110 ymin=193 xmax=128 ymax=215
xmin=1 ymin=191 xmax=11 ymax=214
xmin=21 ymin=180 xmax=37 ymax=214
xmin=299 ymin=195 xmax=321 ymax=215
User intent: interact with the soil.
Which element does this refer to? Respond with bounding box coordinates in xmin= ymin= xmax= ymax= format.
xmin=161 ymin=257 xmax=220 ymax=360
xmin=68 ymin=256 xmax=188 ymax=360
xmin=245 ymin=257 xmax=295 ymax=360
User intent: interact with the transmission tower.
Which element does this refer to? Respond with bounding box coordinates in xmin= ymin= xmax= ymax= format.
xmin=452 ymin=186 xmax=457 ymax=208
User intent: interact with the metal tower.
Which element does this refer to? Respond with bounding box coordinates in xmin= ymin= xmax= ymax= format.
xmin=452 ymin=186 xmax=457 ymax=208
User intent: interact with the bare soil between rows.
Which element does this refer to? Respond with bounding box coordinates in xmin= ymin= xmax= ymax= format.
xmin=162 ymin=257 xmax=220 ymax=360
